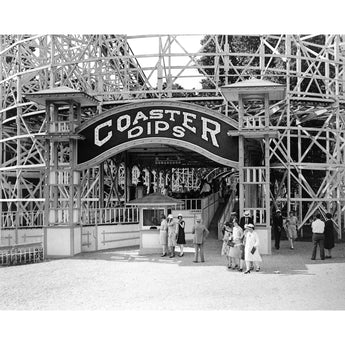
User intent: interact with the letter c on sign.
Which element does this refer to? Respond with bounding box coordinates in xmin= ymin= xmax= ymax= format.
xmin=94 ymin=120 xmax=112 ymax=147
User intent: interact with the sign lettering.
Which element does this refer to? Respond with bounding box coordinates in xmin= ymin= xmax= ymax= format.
xmin=77 ymin=102 xmax=239 ymax=169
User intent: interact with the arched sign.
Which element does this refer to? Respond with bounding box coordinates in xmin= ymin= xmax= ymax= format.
xmin=76 ymin=100 xmax=239 ymax=170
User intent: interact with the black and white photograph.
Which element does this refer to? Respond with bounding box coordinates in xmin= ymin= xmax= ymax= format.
xmin=0 ymin=1 xmax=344 ymax=344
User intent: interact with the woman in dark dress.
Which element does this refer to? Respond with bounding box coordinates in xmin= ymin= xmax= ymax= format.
xmin=177 ymin=214 xmax=186 ymax=257
xmin=324 ymin=213 xmax=335 ymax=258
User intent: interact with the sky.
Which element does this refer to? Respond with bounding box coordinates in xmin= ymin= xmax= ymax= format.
xmin=127 ymin=34 xmax=205 ymax=89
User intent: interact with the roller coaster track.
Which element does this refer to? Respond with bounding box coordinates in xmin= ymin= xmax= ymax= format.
xmin=1 ymin=34 xmax=345 ymax=237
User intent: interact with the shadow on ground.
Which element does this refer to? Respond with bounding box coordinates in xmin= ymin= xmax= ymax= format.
xmin=61 ymin=238 xmax=345 ymax=277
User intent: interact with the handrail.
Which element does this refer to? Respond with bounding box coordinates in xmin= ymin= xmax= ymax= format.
xmin=217 ymin=189 xmax=237 ymax=236
xmin=0 ymin=241 xmax=43 ymax=250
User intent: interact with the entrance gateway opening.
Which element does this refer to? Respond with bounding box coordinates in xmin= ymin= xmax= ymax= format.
xmin=24 ymin=85 xmax=278 ymax=258
xmin=76 ymin=100 xmax=240 ymax=255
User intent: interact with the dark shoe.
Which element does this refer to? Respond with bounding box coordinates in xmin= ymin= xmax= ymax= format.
xmin=161 ymin=253 xmax=167 ymax=257
xmin=179 ymin=253 xmax=184 ymax=257
xmin=238 ymin=268 xmax=243 ymax=272
xmin=325 ymin=255 xmax=331 ymax=259
xmin=227 ymin=265 xmax=231 ymax=269
xmin=256 ymin=267 xmax=260 ymax=272
xmin=290 ymin=247 xmax=294 ymax=250
xmin=321 ymin=258 xmax=325 ymax=260
xmin=232 ymin=265 xmax=238 ymax=270
xmin=169 ymin=254 xmax=175 ymax=258
xmin=244 ymin=270 xmax=251 ymax=274
xmin=193 ymin=260 xmax=198 ymax=263
xmin=201 ymin=260 xmax=205 ymax=263
xmin=311 ymin=258 xmax=315 ymax=260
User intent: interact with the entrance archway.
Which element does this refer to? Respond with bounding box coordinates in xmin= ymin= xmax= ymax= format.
xmin=75 ymin=100 xmax=242 ymax=254
xmin=76 ymin=100 xmax=239 ymax=170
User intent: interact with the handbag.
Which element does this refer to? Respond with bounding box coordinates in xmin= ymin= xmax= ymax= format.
xmin=227 ymin=240 xmax=235 ymax=247
xmin=251 ymin=246 xmax=256 ymax=254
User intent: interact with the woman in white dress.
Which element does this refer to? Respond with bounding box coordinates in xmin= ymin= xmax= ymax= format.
xmin=229 ymin=217 xmax=244 ymax=271
xmin=244 ymin=223 xmax=262 ymax=274
xmin=285 ymin=211 xmax=298 ymax=249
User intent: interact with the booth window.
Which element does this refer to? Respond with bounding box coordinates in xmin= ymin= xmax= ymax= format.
xmin=143 ymin=209 xmax=165 ymax=227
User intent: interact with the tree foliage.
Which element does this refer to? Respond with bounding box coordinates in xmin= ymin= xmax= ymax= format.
xmin=198 ymin=35 xmax=261 ymax=89
xmin=198 ymin=34 xmax=332 ymax=96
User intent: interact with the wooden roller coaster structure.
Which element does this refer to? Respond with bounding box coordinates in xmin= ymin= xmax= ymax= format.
xmin=1 ymin=34 xmax=345 ymax=241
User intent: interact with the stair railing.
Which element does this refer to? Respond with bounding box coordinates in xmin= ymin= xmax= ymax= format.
xmin=217 ymin=188 xmax=237 ymax=239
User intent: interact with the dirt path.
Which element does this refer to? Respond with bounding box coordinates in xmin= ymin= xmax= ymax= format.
xmin=1 ymin=238 xmax=345 ymax=310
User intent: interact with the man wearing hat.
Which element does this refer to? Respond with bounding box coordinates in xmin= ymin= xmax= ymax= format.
xmin=239 ymin=210 xmax=254 ymax=230
xmin=192 ymin=217 xmax=209 ymax=263
xmin=272 ymin=209 xmax=283 ymax=250
xmin=167 ymin=214 xmax=177 ymax=258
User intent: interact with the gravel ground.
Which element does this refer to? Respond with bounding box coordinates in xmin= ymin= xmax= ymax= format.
xmin=1 ymin=238 xmax=345 ymax=310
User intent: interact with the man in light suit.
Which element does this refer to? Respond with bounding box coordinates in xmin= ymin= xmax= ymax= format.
xmin=192 ymin=217 xmax=209 ymax=263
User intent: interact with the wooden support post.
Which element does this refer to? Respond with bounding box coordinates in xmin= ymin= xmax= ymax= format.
xmin=264 ymin=94 xmax=270 ymax=228
xmin=99 ymin=162 xmax=104 ymax=208
xmin=238 ymin=95 xmax=245 ymax=217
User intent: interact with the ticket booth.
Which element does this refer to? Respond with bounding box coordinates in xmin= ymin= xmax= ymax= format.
xmin=128 ymin=193 xmax=184 ymax=254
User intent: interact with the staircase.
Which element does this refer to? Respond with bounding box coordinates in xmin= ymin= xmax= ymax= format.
xmin=208 ymin=200 xmax=228 ymax=239
xmin=215 ymin=187 xmax=238 ymax=239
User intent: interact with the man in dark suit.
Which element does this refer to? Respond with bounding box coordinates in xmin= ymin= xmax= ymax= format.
xmin=239 ymin=210 xmax=254 ymax=229
xmin=273 ymin=209 xmax=283 ymax=250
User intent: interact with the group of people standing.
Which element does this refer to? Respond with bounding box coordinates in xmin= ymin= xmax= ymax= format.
xmin=273 ymin=210 xmax=299 ymax=250
xmin=311 ymin=212 xmax=335 ymax=260
xmin=158 ymin=208 xmax=336 ymax=268
xmin=221 ymin=211 xmax=262 ymax=274
xmin=159 ymin=213 xmax=210 ymax=262
xmin=272 ymin=208 xmax=335 ymax=259
xmin=159 ymin=214 xmax=187 ymax=258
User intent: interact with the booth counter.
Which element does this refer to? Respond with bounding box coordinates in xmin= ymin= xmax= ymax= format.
xmin=127 ymin=193 xmax=199 ymax=254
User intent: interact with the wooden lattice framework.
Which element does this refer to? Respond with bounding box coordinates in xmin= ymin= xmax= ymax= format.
xmin=1 ymin=34 xmax=345 ymax=239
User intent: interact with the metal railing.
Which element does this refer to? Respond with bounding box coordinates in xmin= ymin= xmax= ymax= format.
xmin=81 ymin=206 xmax=139 ymax=225
xmin=49 ymin=121 xmax=78 ymax=133
xmin=0 ymin=242 xmax=44 ymax=266
xmin=173 ymin=198 xmax=202 ymax=210
xmin=243 ymin=116 xmax=266 ymax=129
xmin=247 ymin=208 xmax=266 ymax=225
xmin=1 ymin=199 xmax=203 ymax=228
xmin=1 ymin=211 xmax=44 ymax=229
